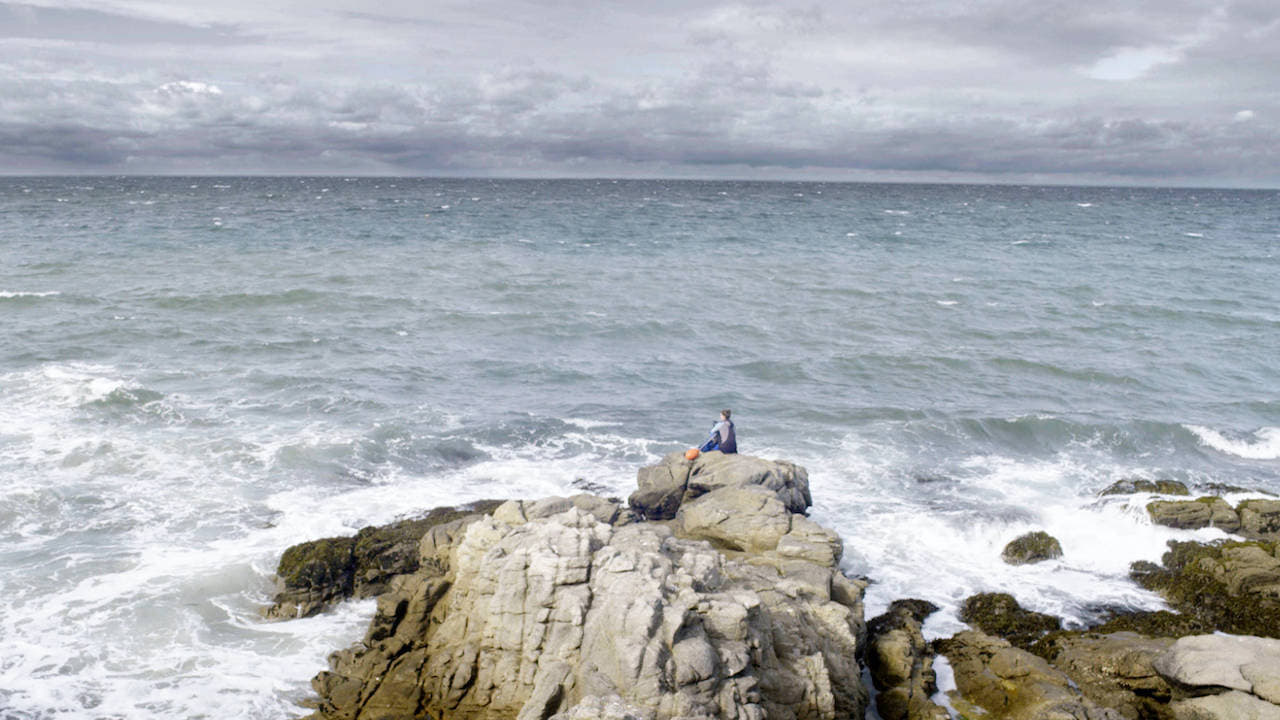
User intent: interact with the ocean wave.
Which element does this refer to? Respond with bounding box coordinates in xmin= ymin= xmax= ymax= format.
xmin=1186 ymin=425 xmax=1280 ymax=460
xmin=0 ymin=290 xmax=61 ymax=299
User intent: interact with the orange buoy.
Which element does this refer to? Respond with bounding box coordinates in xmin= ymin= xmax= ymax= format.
xmin=685 ymin=448 xmax=700 ymax=461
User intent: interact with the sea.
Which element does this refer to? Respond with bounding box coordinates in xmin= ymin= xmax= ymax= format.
xmin=1 ymin=176 xmax=1277 ymax=719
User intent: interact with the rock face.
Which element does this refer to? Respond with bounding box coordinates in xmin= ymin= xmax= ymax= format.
xmin=629 ymin=451 xmax=811 ymax=521
xmin=1036 ymin=632 xmax=1176 ymax=720
xmin=1146 ymin=497 xmax=1280 ymax=540
xmin=1147 ymin=498 xmax=1241 ymax=533
xmin=1131 ymin=539 xmax=1280 ymax=638
xmin=937 ymin=630 xmax=1122 ymax=720
xmin=1002 ymin=531 xmax=1064 ymax=565
xmin=1153 ymin=634 xmax=1280 ymax=719
xmin=265 ymin=500 xmax=504 ymax=619
xmin=306 ymin=455 xmax=867 ymax=720
xmin=865 ymin=600 xmax=949 ymax=720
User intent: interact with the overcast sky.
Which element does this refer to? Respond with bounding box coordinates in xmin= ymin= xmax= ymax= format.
xmin=1 ymin=0 xmax=1277 ymax=185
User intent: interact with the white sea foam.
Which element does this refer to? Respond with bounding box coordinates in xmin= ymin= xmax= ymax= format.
xmin=0 ymin=290 xmax=61 ymax=298
xmin=797 ymin=440 xmax=1199 ymax=635
xmin=936 ymin=300 xmax=958 ymax=306
xmin=1187 ymin=425 xmax=1280 ymax=460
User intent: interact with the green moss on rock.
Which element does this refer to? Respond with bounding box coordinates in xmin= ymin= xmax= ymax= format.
xmin=1101 ymin=478 xmax=1190 ymax=496
xmin=1001 ymin=531 xmax=1064 ymax=565
xmin=1130 ymin=539 xmax=1280 ymax=638
xmin=958 ymin=592 xmax=1061 ymax=650
xmin=276 ymin=536 xmax=356 ymax=594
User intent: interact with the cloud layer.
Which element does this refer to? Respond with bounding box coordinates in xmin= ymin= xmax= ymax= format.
xmin=1 ymin=0 xmax=1276 ymax=185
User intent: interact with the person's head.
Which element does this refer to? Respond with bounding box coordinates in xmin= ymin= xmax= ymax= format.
xmin=720 ymin=409 xmax=731 ymax=420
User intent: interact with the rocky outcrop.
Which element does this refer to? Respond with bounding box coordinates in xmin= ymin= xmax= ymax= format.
xmin=1147 ymin=497 xmax=1241 ymax=533
xmin=958 ymin=592 xmax=1061 ymax=651
xmin=265 ymin=500 xmax=504 ymax=619
xmin=937 ymin=630 xmax=1122 ymax=719
xmin=1131 ymin=539 xmax=1280 ymax=638
xmin=1146 ymin=497 xmax=1280 ymax=540
xmin=1002 ymin=531 xmax=1064 ymax=565
xmin=1035 ymin=632 xmax=1176 ymax=719
xmin=628 ymin=451 xmax=811 ymax=521
xmin=1153 ymin=634 xmax=1280 ymax=719
xmin=305 ymin=455 xmax=867 ymax=720
xmin=865 ymin=600 xmax=949 ymax=720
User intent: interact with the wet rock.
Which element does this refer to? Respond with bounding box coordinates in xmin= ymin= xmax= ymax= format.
xmin=1130 ymin=539 xmax=1280 ymax=638
xmin=1147 ymin=497 xmax=1241 ymax=532
xmin=866 ymin=599 xmax=950 ymax=720
xmin=1239 ymin=499 xmax=1280 ymax=540
xmin=1035 ymin=631 xmax=1176 ymax=720
xmin=958 ymin=592 xmax=1062 ymax=651
xmin=265 ymin=500 xmax=503 ymax=619
xmin=1102 ymin=479 xmax=1191 ymax=496
xmin=1002 ymin=530 xmax=1064 ymax=565
xmin=937 ymin=630 xmax=1122 ymax=720
xmin=1087 ymin=610 xmax=1208 ymax=639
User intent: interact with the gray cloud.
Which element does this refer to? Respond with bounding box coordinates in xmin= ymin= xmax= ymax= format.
xmin=0 ymin=0 xmax=1276 ymax=185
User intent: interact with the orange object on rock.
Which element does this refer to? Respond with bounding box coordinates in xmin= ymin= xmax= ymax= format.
xmin=685 ymin=448 xmax=700 ymax=461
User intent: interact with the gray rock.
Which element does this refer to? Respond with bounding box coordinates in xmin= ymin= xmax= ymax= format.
xmin=1147 ymin=498 xmax=1241 ymax=532
xmin=628 ymin=451 xmax=811 ymax=521
xmin=1154 ymin=634 xmax=1280 ymax=701
xmin=1240 ymin=500 xmax=1280 ymax=540
xmin=1170 ymin=690 xmax=1280 ymax=720
xmin=311 ymin=499 xmax=867 ymax=720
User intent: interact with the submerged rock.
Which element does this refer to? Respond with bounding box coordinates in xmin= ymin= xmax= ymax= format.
xmin=1002 ymin=530 xmax=1064 ymax=565
xmin=1102 ymin=479 xmax=1190 ymax=496
xmin=264 ymin=500 xmax=504 ymax=619
xmin=1131 ymin=539 xmax=1280 ymax=638
xmin=303 ymin=454 xmax=867 ymax=720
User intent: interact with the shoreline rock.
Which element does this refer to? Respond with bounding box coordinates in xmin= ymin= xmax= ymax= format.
xmin=294 ymin=454 xmax=867 ymax=720
xmin=266 ymin=454 xmax=1280 ymax=720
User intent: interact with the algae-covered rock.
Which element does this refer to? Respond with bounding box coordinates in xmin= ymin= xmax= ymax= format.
xmin=1034 ymin=631 xmax=1176 ymax=720
xmin=265 ymin=499 xmax=503 ymax=619
xmin=1147 ymin=497 xmax=1241 ymax=532
xmin=1130 ymin=539 xmax=1280 ymax=638
xmin=866 ymin=599 xmax=950 ymax=720
xmin=937 ymin=630 xmax=1121 ymax=720
xmin=1002 ymin=530 xmax=1064 ymax=565
xmin=1102 ymin=479 xmax=1190 ymax=496
xmin=958 ymin=592 xmax=1062 ymax=650
xmin=1088 ymin=610 xmax=1208 ymax=639
xmin=1239 ymin=499 xmax=1280 ymax=539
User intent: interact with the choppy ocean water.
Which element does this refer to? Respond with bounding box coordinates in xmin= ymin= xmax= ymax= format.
xmin=1 ymin=176 xmax=1278 ymax=718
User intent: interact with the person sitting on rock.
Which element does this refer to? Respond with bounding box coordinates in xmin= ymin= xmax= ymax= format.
xmin=699 ymin=409 xmax=737 ymax=454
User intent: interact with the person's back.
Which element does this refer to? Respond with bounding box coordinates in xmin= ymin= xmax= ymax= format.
xmin=701 ymin=409 xmax=737 ymax=454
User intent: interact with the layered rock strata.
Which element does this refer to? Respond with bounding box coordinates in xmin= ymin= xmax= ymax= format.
xmin=301 ymin=452 xmax=868 ymax=720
